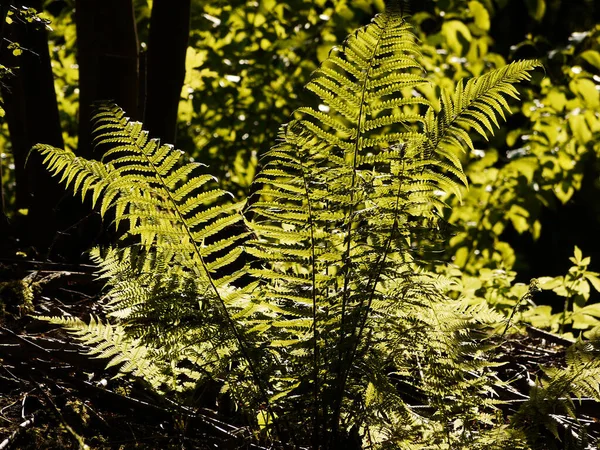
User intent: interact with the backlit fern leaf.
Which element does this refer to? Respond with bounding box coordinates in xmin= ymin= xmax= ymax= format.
xmin=40 ymin=315 xmax=169 ymax=390
xmin=36 ymin=105 xmax=256 ymax=310
xmin=37 ymin=104 xmax=248 ymax=284
xmin=429 ymin=60 xmax=541 ymax=155
xmin=511 ymin=339 xmax=600 ymax=448
xmin=35 ymin=106 xmax=272 ymax=405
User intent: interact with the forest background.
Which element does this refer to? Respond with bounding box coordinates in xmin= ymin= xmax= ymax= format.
xmin=2 ymin=0 xmax=600 ymax=337
xmin=0 ymin=0 xmax=600 ymax=447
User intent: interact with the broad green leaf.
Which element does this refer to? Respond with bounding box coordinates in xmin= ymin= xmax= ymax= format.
xmin=579 ymin=303 xmax=600 ymax=317
xmin=580 ymin=50 xmax=600 ymax=70
xmin=442 ymin=20 xmax=472 ymax=55
xmin=573 ymin=246 xmax=583 ymax=264
xmin=570 ymin=78 xmax=600 ymax=109
xmin=537 ymin=276 xmax=563 ymax=290
xmin=507 ymin=204 xmax=530 ymax=234
xmin=584 ymin=273 xmax=600 ymax=292
xmin=468 ymin=1 xmax=490 ymax=31
xmin=571 ymin=312 xmax=600 ymax=329
xmin=546 ymin=90 xmax=567 ymax=112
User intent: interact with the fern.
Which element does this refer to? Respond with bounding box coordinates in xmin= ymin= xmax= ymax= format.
xmin=512 ymin=339 xmax=600 ymax=449
xmin=429 ymin=60 xmax=540 ymax=158
xmin=248 ymin=3 xmax=539 ymax=444
xmin=36 ymin=104 xmax=275 ymax=415
xmin=39 ymin=315 xmax=169 ymax=390
xmin=31 ymin=1 xmax=583 ymax=449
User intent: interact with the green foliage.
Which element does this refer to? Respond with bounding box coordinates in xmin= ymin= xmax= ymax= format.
xmin=512 ymin=338 xmax=600 ymax=450
xmin=444 ymin=23 xmax=600 ymax=276
xmin=42 ymin=314 xmax=168 ymax=389
xmin=0 ymin=276 xmax=35 ymax=322
xmin=179 ymin=0 xmax=386 ymax=195
xmin=37 ymin=102 xmax=256 ymax=395
xmin=443 ymin=247 xmax=600 ymax=340
xmin=31 ymin=2 xmax=600 ymax=449
xmin=45 ymin=3 xmax=79 ymax=151
xmin=534 ymin=247 xmax=600 ymax=337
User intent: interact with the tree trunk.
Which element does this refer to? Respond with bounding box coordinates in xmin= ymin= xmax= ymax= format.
xmin=75 ymin=0 xmax=139 ymax=158
xmin=143 ymin=0 xmax=191 ymax=145
xmin=0 ymin=3 xmax=9 ymax=230
xmin=0 ymin=0 xmax=67 ymax=255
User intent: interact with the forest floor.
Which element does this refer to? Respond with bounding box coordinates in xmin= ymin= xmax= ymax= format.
xmin=0 ymin=261 xmax=262 ymax=449
xmin=1 ymin=259 xmax=599 ymax=449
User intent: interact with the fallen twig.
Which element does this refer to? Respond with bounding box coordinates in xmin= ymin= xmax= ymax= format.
xmin=0 ymin=416 xmax=35 ymax=450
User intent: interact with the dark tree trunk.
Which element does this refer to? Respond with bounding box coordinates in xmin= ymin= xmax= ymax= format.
xmin=0 ymin=2 xmax=9 ymax=230
xmin=0 ymin=4 xmax=7 ymax=51
xmin=143 ymin=0 xmax=191 ymax=145
xmin=75 ymin=0 xmax=139 ymax=157
xmin=0 ymin=0 xmax=68 ymax=255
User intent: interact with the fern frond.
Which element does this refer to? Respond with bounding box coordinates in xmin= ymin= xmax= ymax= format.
xmin=429 ymin=60 xmax=542 ymax=154
xmin=35 ymin=1 xmax=545 ymax=446
xmin=244 ymin=1 xmax=541 ymax=441
xmin=247 ymin=5 xmax=477 ymax=440
xmin=40 ymin=315 xmax=169 ymax=389
xmin=511 ymin=339 xmax=600 ymax=448
xmin=37 ymin=145 xmax=114 ymax=211
xmin=37 ymin=104 xmax=280 ymax=421
xmin=38 ymin=103 xmax=247 ymax=286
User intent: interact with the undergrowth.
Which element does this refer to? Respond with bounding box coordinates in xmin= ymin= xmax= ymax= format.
xmin=34 ymin=2 xmax=599 ymax=448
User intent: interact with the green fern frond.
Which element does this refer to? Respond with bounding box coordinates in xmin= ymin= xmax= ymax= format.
xmin=37 ymin=103 xmax=246 ymax=286
xmin=543 ymin=339 xmax=600 ymax=401
xmin=36 ymin=104 xmax=281 ymax=418
xmin=40 ymin=315 xmax=169 ymax=389
xmin=247 ymin=4 xmax=501 ymax=440
xmin=245 ymin=2 xmax=540 ymax=438
xmin=429 ymin=60 xmax=542 ymax=154
xmin=510 ymin=339 xmax=600 ymax=448
xmin=37 ymin=145 xmax=115 ymax=211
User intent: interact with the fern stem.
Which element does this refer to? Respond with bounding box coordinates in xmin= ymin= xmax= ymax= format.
xmin=300 ymin=165 xmax=323 ymax=448
xmin=287 ymin=151 xmax=322 ymax=443
xmin=501 ymin=280 xmax=538 ymax=338
xmin=337 ymin=163 xmax=407 ymax=429
xmin=333 ymin=13 xmax=390 ymax=445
